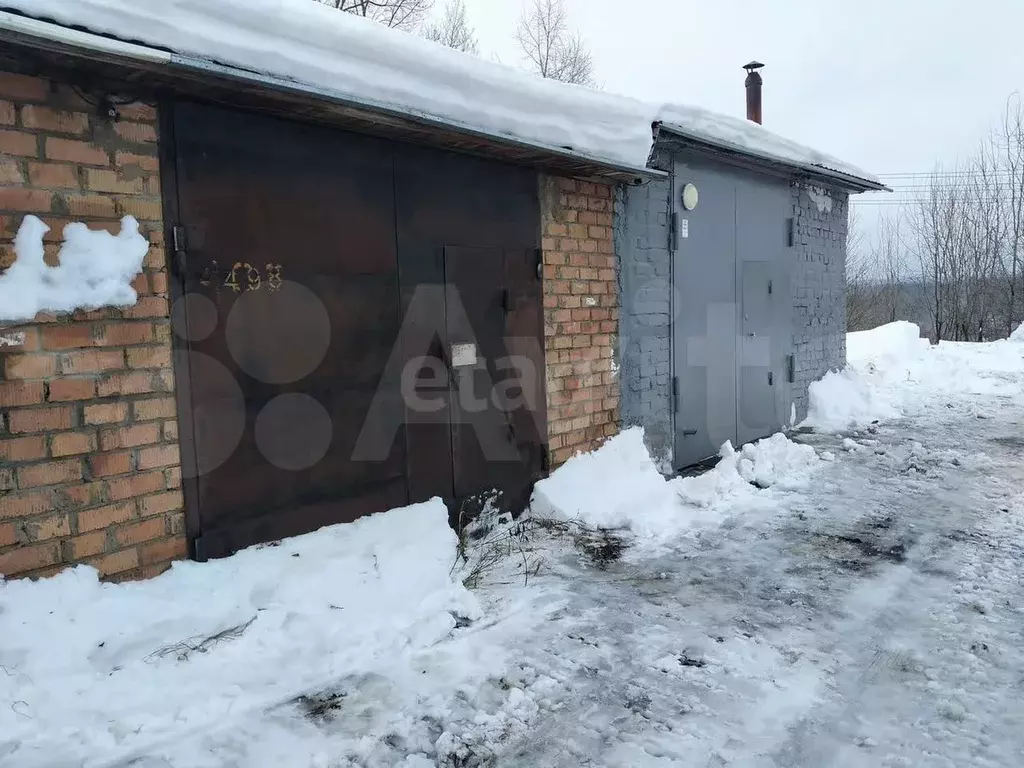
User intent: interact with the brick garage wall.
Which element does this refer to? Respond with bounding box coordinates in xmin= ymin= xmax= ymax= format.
xmin=614 ymin=176 xmax=674 ymax=471
xmin=0 ymin=70 xmax=185 ymax=581
xmin=790 ymin=182 xmax=850 ymax=420
xmin=539 ymin=175 xmax=619 ymax=466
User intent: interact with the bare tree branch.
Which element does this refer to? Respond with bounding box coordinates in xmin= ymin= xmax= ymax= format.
xmin=318 ymin=0 xmax=433 ymax=31
xmin=424 ymin=0 xmax=479 ymax=54
xmin=515 ymin=0 xmax=595 ymax=86
xmin=999 ymin=93 xmax=1024 ymax=335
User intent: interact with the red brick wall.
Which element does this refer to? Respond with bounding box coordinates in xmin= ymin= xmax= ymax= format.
xmin=540 ymin=176 xmax=620 ymax=466
xmin=0 ymin=70 xmax=185 ymax=581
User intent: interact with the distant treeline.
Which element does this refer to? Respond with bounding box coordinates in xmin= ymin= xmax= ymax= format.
xmin=848 ymin=94 xmax=1024 ymax=342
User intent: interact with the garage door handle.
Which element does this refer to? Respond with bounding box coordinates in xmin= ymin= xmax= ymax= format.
xmin=682 ymin=429 xmax=698 ymax=436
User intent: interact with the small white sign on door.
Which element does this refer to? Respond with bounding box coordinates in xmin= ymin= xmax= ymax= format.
xmin=451 ymin=343 xmax=478 ymax=367
xmin=680 ymin=218 xmax=689 ymax=239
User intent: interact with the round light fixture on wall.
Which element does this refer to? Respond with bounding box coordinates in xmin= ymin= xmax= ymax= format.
xmin=681 ymin=183 xmax=699 ymax=211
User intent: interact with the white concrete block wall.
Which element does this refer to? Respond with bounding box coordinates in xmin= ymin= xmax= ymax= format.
xmin=790 ymin=182 xmax=850 ymax=420
xmin=615 ymin=179 xmax=674 ymax=469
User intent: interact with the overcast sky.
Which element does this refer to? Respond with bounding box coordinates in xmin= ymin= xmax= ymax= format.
xmin=458 ymin=0 xmax=1024 ymax=237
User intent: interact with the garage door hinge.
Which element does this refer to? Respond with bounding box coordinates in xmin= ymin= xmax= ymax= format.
xmin=171 ymin=225 xmax=188 ymax=277
xmin=172 ymin=225 xmax=188 ymax=253
xmin=786 ymin=218 xmax=795 ymax=247
xmin=768 ymin=280 xmax=773 ymax=295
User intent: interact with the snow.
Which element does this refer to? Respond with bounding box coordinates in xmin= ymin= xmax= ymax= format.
xmin=847 ymin=319 xmax=930 ymax=364
xmin=1010 ymin=321 xmax=1024 ymax=342
xmin=804 ymin=320 xmax=1024 ymax=432
xmin=0 ymin=498 xmax=479 ymax=767
xmin=804 ymin=366 xmax=901 ymax=432
xmin=0 ymin=215 xmax=148 ymax=322
xmin=5 ymin=0 xmax=877 ymax=184
xmin=4 ymin=329 xmax=1024 ymax=765
xmin=532 ymin=427 xmax=819 ymax=549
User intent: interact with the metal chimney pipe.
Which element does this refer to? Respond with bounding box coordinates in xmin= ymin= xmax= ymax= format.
xmin=744 ymin=61 xmax=764 ymax=124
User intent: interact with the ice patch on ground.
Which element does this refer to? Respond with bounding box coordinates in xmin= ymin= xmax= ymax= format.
xmin=532 ymin=428 xmax=819 ymax=548
xmin=0 ymin=214 xmax=148 ymax=321
xmin=0 ymin=498 xmax=478 ymax=767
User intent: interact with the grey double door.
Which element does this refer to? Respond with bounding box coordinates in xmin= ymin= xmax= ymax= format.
xmin=671 ymin=159 xmax=793 ymax=469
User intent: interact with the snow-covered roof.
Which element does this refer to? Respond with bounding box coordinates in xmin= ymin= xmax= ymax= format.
xmin=1 ymin=0 xmax=883 ymax=190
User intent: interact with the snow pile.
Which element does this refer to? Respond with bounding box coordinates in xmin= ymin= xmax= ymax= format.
xmin=6 ymin=0 xmax=876 ymax=183
xmin=804 ymin=321 xmax=1024 ymax=432
xmin=0 ymin=499 xmax=479 ymax=766
xmin=847 ymin=320 xmax=930 ymax=366
xmin=533 ymin=428 xmax=819 ymax=547
xmin=0 ymin=215 xmax=148 ymax=322
xmin=804 ymin=322 xmax=931 ymax=431
xmin=725 ymin=432 xmax=821 ymax=490
xmin=1010 ymin=322 xmax=1024 ymax=342
xmin=531 ymin=428 xmax=677 ymax=536
xmin=804 ymin=367 xmax=901 ymax=432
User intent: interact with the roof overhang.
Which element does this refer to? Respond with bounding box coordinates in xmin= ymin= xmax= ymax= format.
xmin=0 ymin=9 xmax=664 ymax=185
xmin=653 ymin=122 xmax=890 ymax=194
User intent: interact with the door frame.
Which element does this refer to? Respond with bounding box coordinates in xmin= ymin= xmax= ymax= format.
xmin=158 ymin=97 xmax=205 ymax=560
xmin=160 ymin=97 xmax=552 ymax=556
xmin=669 ymin=152 xmax=796 ymax=470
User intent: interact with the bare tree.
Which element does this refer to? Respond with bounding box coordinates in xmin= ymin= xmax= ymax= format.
xmin=908 ymin=155 xmax=1007 ymax=342
xmin=999 ymin=94 xmax=1024 ymax=336
xmin=318 ymin=0 xmax=433 ymax=31
xmin=515 ymin=0 xmax=595 ymax=86
xmin=846 ymin=207 xmax=915 ymax=332
xmin=894 ymin=92 xmax=1024 ymax=342
xmin=875 ymin=215 xmax=907 ymax=324
xmin=845 ymin=206 xmax=877 ymax=332
xmin=424 ymin=0 xmax=479 ymax=54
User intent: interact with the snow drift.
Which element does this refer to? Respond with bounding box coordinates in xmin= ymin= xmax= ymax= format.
xmin=0 ymin=499 xmax=478 ymax=766
xmin=5 ymin=0 xmax=876 ymax=183
xmin=804 ymin=321 xmax=1024 ymax=432
xmin=1010 ymin=322 xmax=1024 ymax=343
xmin=532 ymin=428 xmax=819 ymax=548
xmin=0 ymin=214 xmax=149 ymax=322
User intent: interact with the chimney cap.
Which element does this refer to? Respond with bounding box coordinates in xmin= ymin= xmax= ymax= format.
xmin=743 ymin=61 xmax=765 ymax=72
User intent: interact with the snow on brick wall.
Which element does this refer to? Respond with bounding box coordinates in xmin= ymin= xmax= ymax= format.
xmin=0 ymin=215 xmax=148 ymax=322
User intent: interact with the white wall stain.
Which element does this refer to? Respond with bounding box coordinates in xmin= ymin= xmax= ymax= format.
xmin=807 ymin=185 xmax=833 ymax=214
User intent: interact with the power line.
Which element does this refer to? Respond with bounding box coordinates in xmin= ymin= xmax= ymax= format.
xmin=877 ymin=171 xmax=1020 ymax=178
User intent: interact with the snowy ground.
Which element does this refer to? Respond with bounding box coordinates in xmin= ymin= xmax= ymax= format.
xmin=3 ymin=324 xmax=1024 ymax=767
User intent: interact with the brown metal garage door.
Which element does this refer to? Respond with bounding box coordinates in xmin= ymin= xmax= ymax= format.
xmin=167 ymin=102 xmax=546 ymax=559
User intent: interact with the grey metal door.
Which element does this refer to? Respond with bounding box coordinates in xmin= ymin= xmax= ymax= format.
xmin=672 ymin=162 xmax=737 ymax=467
xmin=736 ymin=177 xmax=792 ymax=446
xmin=671 ymin=160 xmax=793 ymax=468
